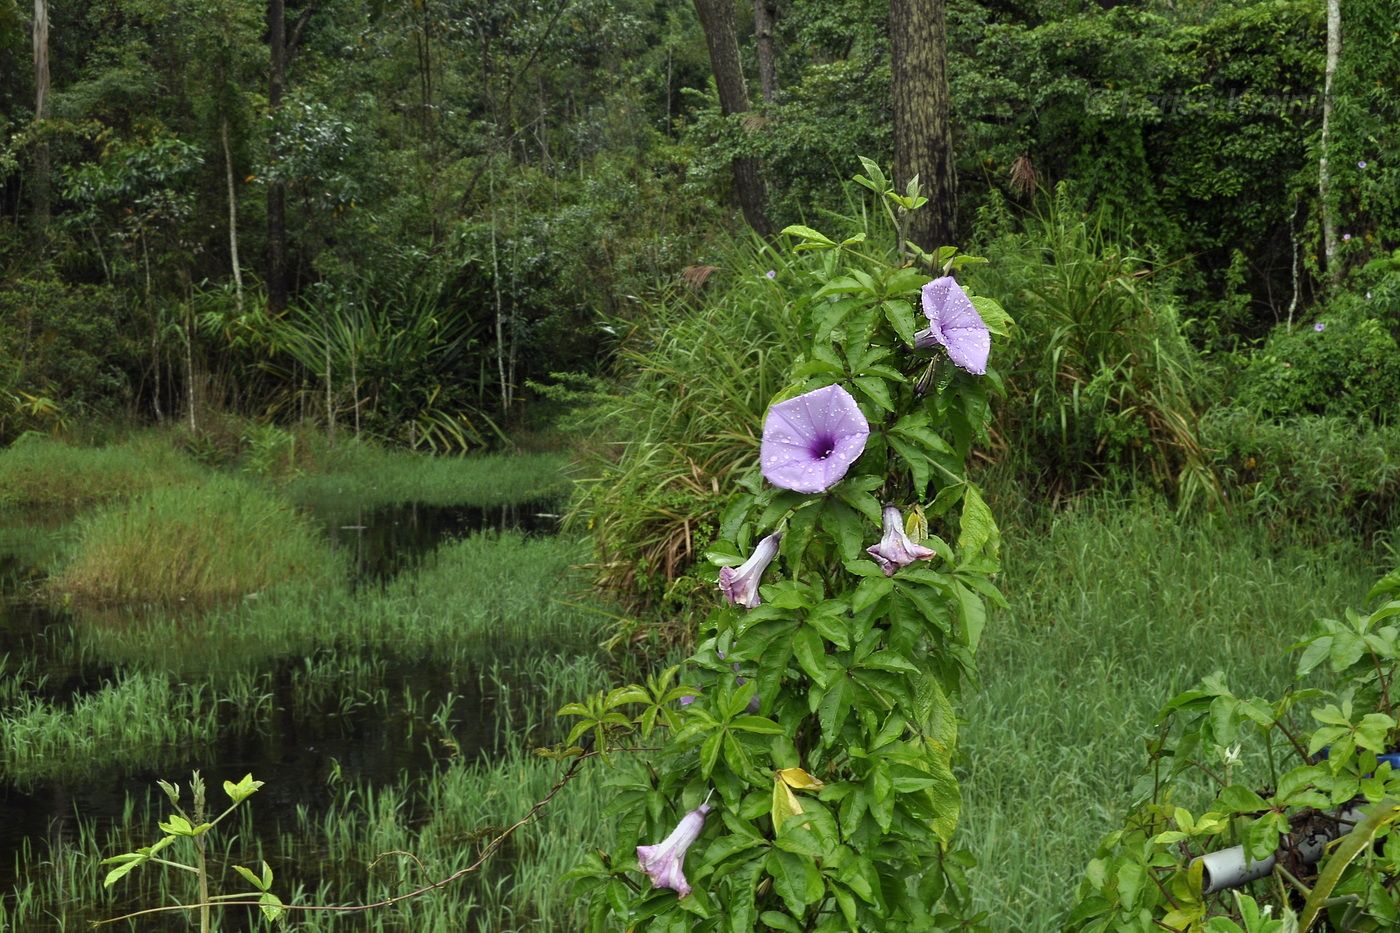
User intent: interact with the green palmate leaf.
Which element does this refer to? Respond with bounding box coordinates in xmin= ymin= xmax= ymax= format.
xmin=968 ymin=295 xmax=1013 ymax=337
xmin=781 ymin=225 xmax=837 ymax=248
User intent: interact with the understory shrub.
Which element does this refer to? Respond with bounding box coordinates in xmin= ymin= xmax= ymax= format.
xmin=53 ymin=475 xmax=343 ymax=603
xmin=1202 ymin=408 xmax=1400 ymax=543
xmin=971 ymin=188 xmax=1214 ymax=507
xmin=1234 ymin=313 xmax=1400 ymax=423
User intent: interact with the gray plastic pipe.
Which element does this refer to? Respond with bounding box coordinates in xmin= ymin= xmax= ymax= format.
xmin=1193 ymin=806 xmax=1363 ymax=895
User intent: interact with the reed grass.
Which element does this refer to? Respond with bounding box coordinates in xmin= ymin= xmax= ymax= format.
xmin=0 ymin=434 xmax=206 ymax=508
xmin=52 ymin=475 xmax=346 ymax=604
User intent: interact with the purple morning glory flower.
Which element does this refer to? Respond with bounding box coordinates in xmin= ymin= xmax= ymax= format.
xmin=1314 ymin=322 xmax=1326 ymax=332
xmin=914 ymin=276 xmax=990 ymax=375
xmin=765 ymin=269 xmax=777 ymax=279
xmin=1343 ymin=233 xmax=1352 ymax=242
xmin=1359 ymin=161 xmax=1368 ymax=169
xmin=718 ymin=533 xmax=782 ymax=609
xmin=761 ymin=384 xmax=869 ymax=493
xmin=637 ymin=803 xmax=712 ymax=898
xmin=867 ymin=505 xmax=936 ymax=576
xmin=678 ymin=690 xmax=700 ymax=707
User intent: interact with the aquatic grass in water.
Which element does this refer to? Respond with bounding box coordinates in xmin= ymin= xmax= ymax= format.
xmin=0 ymin=434 xmax=206 ymax=509
xmin=0 ymin=669 xmax=273 ymax=784
xmin=0 ymin=653 xmax=614 ymax=931
xmin=77 ymin=532 xmax=594 ymax=674
xmin=957 ymin=496 xmax=1380 ymax=930
xmin=52 ymin=475 xmax=346 ymax=604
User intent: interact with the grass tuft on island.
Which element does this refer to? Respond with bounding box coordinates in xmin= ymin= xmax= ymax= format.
xmin=52 ymin=475 xmax=345 ymax=604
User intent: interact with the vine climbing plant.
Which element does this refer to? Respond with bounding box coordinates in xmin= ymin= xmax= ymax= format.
xmin=563 ymin=160 xmax=1013 ymax=931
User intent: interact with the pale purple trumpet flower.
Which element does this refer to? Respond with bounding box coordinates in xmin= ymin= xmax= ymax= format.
xmin=867 ymin=505 xmax=936 ymax=576
xmin=914 ymin=276 xmax=990 ymax=375
xmin=761 ymin=384 xmax=870 ymax=493
xmin=718 ymin=533 xmax=782 ymax=609
xmin=636 ymin=803 xmax=713 ymax=897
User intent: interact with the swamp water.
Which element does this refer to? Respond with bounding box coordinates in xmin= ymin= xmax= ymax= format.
xmin=0 ymin=496 xmax=600 ymax=930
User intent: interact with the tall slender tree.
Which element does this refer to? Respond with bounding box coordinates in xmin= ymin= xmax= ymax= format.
xmin=692 ymin=0 xmax=771 ymax=236
xmin=267 ymin=0 xmax=288 ymax=313
xmin=1319 ymin=0 xmax=1340 ymax=286
xmin=31 ymin=0 xmax=49 ymax=228
xmin=889 ymin=0 xmax=955 ymax=253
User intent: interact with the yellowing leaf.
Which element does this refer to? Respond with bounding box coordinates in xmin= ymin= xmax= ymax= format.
xmin=771 ymin=776 xmax=803 ymax=832
xmin=777 ymin=768 xmax=826 ymax=791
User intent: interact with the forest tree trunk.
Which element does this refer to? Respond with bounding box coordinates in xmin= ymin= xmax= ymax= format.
xmin=31 ymin=0 xmax=50 ymax=229
xmin=222 ymin=118 xmax=245 ymax=311
xmin=889 ymin=0 xmax=956 ymax=254
xmin=267 ymin=0 xmax=289 ymax=313
xmin=753 ymin=0 xmax=777 ymax=104
xmin=692 ymin=0 xmax=772 ymax=236
xmin=1319 ymin=0 xmax=1340 ymax=286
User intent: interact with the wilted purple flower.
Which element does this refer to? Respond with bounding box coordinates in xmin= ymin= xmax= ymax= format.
xmin=765 ymin=269 xmax=777 ymax=279
xmin=867 ymin=505 xmax=936 ymax=576
xmin=914 ymin=277 xmax=990 ymax=375
xmin=1343 ymin=233 xmax=1352 ymax=242
xmin=678 ymin=690 xmax=700 ymax=707
xmin=761 ymin=384 xmax=869 ymax=493
xmin=1314 ymin=322 xmax=1326 ymax=332
xmin=1359 ymin=160 xmax=1368 ymax=169
xmin=719 ymin=533 xmax=782 ymax=609
xmin=637 ymin=803 xmax=712 ymax=897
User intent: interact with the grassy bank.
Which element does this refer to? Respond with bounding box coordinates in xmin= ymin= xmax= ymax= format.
xmin=958 ymin=497 xmax=1379 ymax=929
xmin=285 ymin=443 xmax=571 ymax=514
xmin=0 ymin=434 xmax=206 ymax=509
xmin=52 ymin=475 xmax=346 ymax=603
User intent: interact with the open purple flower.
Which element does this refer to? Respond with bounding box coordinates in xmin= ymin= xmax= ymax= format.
xmin=761 ymin=384 xmax=869 ymax=493
xmin=1314 ymin=322 xmax=1326 ymax=332
xmin=718 ymin=533 xmax=782 ymax=609
xmin=637 ymin=803 xmax=712 ymax=898
xmin=914 ymin=276 xmax=990 ymax=375
xmin=867 ymin=505 xmax=936 ymax=576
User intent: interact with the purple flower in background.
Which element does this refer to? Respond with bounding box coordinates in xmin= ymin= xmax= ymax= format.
xmin=914 ymin=277 xmax=990 ymax=375
xmin=718 ymin=533 xmax=782 ymax=609
xmin=1314 ymin=322 xmax=1326 ymax=332
xmin=761 ymin=384 xmax=869 ymax=493
xmin=1359 ymin=160 xmax=1369 ymax=169
xmin=765 ymin=269 xmax=777 ymax=280
xmin=1343 ymin=233 xmax=1352 ymax=242
xmin=867 ymin=505 xmax=936 ymax=576
xmin=678 ymin=690 xmax=700 ymax=707
xmin=637 ymin=803 xmax=712 ymax=898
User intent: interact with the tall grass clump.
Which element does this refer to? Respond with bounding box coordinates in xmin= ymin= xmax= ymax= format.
xmin=0 ymin=433 xmax=205 ymax=508
xmin=972 ymin=187 xmax=1215 ymax=507
xmin=53 ymin=475 xmax=344 ymax=603
xmin=564 ymin=235 xmax=813 ymax=610
xmin=957 ymin=497 xmax=1379 ymax=930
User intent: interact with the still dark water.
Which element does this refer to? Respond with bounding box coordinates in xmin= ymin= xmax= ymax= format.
xmin=0 ymin=498 xmax=561 ymax=921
